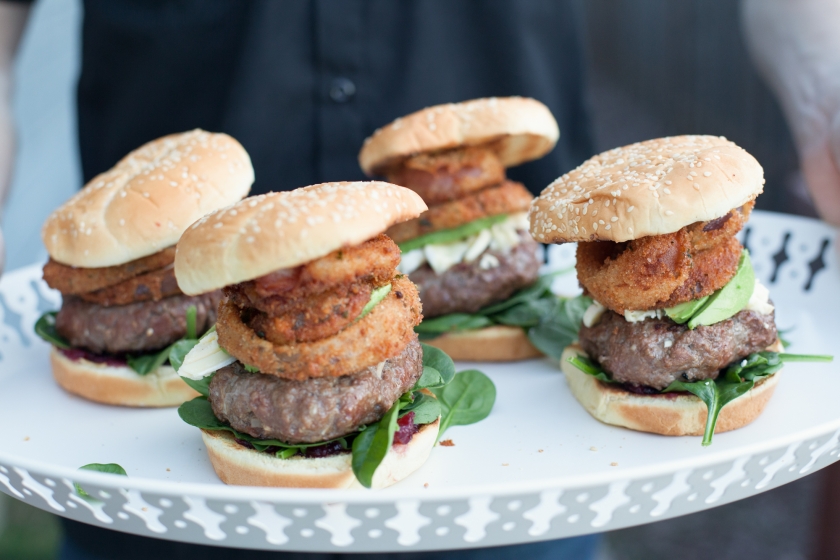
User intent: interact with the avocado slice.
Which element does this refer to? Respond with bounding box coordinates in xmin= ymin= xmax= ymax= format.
xmin=665 ymin=295 xmax=710 ymax=324
xmin=687 ymin=250 xmax=755 ymax=330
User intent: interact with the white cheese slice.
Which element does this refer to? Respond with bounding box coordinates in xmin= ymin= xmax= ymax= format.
xmin=746 ymin=279 xmax=775 ymax=315
xmin=178 ymin=330 xmax=237 ymax=380
xmin=582 ymin=300 xmax=607 ymax=327
xmin=624 ymin=309 xmax=666 ymax=323
xmin=398 ymin=248 xmax=426 ymax=275
xmin=424 ymin=240 xmax=471 ymax=275
xmin=464 ymin=229 xmax=493 ymax=262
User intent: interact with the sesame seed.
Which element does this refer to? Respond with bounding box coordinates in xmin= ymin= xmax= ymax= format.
xmin=627 ymin=206 xmax=635 ymax=212
xmin=665 ymin=210 xmax=674 ymax=216
xmin=605 ymin=224 xmax=611 ymax=230
xmin=610 ymin=216 xmax=618 ymax=222
xmin=703 ymin=171 xmax=711 ymax=176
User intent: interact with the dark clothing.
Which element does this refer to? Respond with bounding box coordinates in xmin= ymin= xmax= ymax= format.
xmin=76 ymin=0 xmax=592 ymax=195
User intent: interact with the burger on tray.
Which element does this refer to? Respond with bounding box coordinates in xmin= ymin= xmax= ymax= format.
xmin=34 ymin=130 xmax=253 ymax=407
xmin=173 ymin=182 xmax=495 ymax=489
xmin=529 ymin=135 xmax=832 ymax=445
xmin=359 ymin=97 xmax=565 ymax=362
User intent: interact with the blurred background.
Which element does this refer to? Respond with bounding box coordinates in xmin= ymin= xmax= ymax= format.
xmin=0 ymin=0 xmax=823 ymax=558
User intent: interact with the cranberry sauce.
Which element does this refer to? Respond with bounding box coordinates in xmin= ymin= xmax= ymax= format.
xmin=393 ymin=411 xmax=420 ymax=445
xmin=59 ymin=347 xmax=127 ymax=367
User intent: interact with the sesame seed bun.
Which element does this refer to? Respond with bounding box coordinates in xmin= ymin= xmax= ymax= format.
xmin=423 ymin=325 xmax=543 ymax=362
xmin=200 ymin=419 xmax=439 ymax=489
xmin=359 ymin=97 xmax=559 ymax=176
xmin=560 ymin=341 xmax=782 ymax=437
xmin=42 ymin=130 xmax=254 ymax=268
xmin=529 ymin=136 xmax=764 ymax=244
xmin=49 ymin=347 xmax=200 ymax=407
xmin=174 ymin=182 xmax=428 ymax=296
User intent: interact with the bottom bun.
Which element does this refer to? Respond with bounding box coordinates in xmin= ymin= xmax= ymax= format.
xmin=50 ymin=346 xmax=199 ymax=407
xmin=424 ymin=325 xmax=542 ymax=362
xmin=201 ymin=419 xmax=440 ymax=489
xmin=560 ymin=343 xmax=782 ymax=437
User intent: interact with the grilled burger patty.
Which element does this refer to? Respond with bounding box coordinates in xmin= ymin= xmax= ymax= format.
xmin=209 ymin=337 xmax=423 ymax=443
xmin=56 ymin=291 xmax=221 ymax=355
xmin=409 ymin=235 xmax=541 ymax=318
xmin=578 ymin=308 xmax=778 ymax=390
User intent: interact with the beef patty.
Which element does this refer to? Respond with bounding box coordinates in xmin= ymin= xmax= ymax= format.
xmin=409 ymin=235 xmax=542 ymax=317
xmin=56 ymin=291 xmax=221 ymax=355
xmin=208 ymin=337 xmax=423 ymax=443
xmin=578 ymin=308 xmax=778 ymax=390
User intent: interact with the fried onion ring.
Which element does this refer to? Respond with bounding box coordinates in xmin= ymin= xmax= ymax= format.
xmin=224 ymin=234 xmax=399 ymax=310
xmin=577 ymin=229 xmax=692 ymax=314
xmin=43 ymin=247 xmax=176 ymax=295
xmin=244 ymin=280 xmax=374 ymax=344
xmin=217 ymin=275 xmax=422 ymax=380
xmin=385 ymin=146 xmax=506 ymax=205
xmin=386 ymin=180 xmax=533 ymax=244
xmin=77 ymin=265 xmax=181 ymax=306
xmin=577 ymin=209 xmax=748 ymax=313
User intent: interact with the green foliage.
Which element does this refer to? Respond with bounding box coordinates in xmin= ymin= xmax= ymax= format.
xmin=33 ymin=312 xmax=70 ymax=349
xmin=74 ymin=463 xmax=127 ymax=500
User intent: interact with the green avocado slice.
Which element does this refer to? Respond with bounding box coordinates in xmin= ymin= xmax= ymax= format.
xmin=687 ymin=250 xmax=755 ymax=329
xmin=665 ymin=295 xmax=710 ymax=324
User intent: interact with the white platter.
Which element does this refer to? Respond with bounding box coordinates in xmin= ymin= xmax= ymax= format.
xmin=0 ymin=210 xmax=837 ymax=553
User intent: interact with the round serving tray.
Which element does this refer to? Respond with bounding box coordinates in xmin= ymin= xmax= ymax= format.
xmin=0 ymin=210 xmax=837 ymax=553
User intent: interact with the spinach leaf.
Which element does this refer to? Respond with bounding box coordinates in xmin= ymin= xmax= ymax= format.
xmin=34 ymin=311 xmax=71 ymax=349
xmin=478 ymin=269 xmax=569 ymax=316
xmin=169 ymin=339 xmax=199 ymax=373
xmin=185 ymin=305 xmax=197 ymax=340
xmin=526 ymin=295 xmax=592 ymax=360
xmin=398 ymin=214 xmax=508 ymax=253
xmin=401 ymin=392 xmax=441 ymax=425
xmin=415 ymin=314 xmax=494 ymax=338
xmin=418 ymin=343 xmax=456 ymax=387
xmin=491 ymin=298 xmax=555 ymax=328
xmin=180 ymin=370 xmax=215 ymax=397
xmin=126 ymin=345 xmax=173 ymax=376
xmin=243 ymin=364 xmax=261 ymax=373
xmin=74 ymin=463 xmax=127 ymax=500
xmin=566 ymin=355 xmax=615 ymax=383
xmin=431 ymin=369 xmax=496 ymax=441
xmin=352 ymin=400 xmax=402 ymax=488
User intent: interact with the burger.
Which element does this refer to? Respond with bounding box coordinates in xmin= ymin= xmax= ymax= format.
xmin=35 ymin=130 xmax=253 ymax=407
xmin=530 ymin=135 xmax=830 ymax=445
xmin=173 ymin=182 xmax=458 ymax=489
xmin=359 ymin=97 xmax=560 ymax=361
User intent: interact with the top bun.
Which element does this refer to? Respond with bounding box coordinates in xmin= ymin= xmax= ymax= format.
xmin=175 ymin=182 xmax=428 ymax=295
xmin=359 ymin=97 xmax=559 ymax=175
xmin=42 ymin=130 xmax=254 ymax=268
xmin=529 ymin=135 xmax=764 ymax=243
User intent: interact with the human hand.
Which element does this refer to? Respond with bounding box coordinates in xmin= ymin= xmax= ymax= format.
xmin=743 ymin=0 xmax=840 ymax=225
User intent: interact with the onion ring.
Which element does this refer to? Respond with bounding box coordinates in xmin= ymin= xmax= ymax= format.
xmin=217 ymin=275 xmax=422 ymax=380
xmin=77 ymin=265 xmax=181 ymax=306
xmin=43 ymin=247 xmax=176 ymax=295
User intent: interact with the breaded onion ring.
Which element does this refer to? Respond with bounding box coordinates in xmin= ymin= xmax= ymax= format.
xmin=577 ymin=229 xmax=692 ymax=314
xmin=43 ymin=247 xmax=176 ymax=296
xmin=385 ymin=147 xmax=505 ymax=205
xmin=686 ymin=201 xmax=753 ymax=252
xmin=657 ymin=236 xmax=742 ymax=308
xmin=386 ymin=180 xmax=533 ymax=244
xmin=244 ymin=280 xmax=375 ymax=344
xmin=217 ymin=275 xmax=422 ymax=380
xmin=224 ymin=234 xmax=399 ymax=310
xmin=77 ymin=265 xmax=181 ymax=306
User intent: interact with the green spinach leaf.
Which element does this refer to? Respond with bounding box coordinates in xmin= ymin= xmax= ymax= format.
xmin=415 ymin=314 xmax=494 ymax=338
xmin=418 ymin=343 xmax=456 ymax=387
xmin=169 ymin=339 xmax=199 ymax=373
xmin=431 ymin=369 xmax=496 ymax=441
xmin=566 ymin=355 xmax=615 ymax=383
xmin=401 ymin=392 xmax=442 ymax=425
xmin=34 ymin=311 xmax=71 ymax=349
xmin=126 ymin=345 xmax=174 ymax=376
xmin=352 ymin=400 xmax=402 ymax=488
xmin=74 ymin=463 xmax=127 ymax=500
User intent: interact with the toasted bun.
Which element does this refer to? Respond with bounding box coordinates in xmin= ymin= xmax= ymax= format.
xmin=42 ymin=130 xmax=253 ymax=268
xmin=175 ymin=182 xmax=427 ymax=295
xmin=560 ymin=342 xmax=782 ymax=437
xmin=49 ymin=347 xmax=199 ymax=407
xmin=359 ymin=97 xmax=559 ymax=175
xmin=424 ymin=325 xmax=542 ymax=362
xmin=529 ymin=135 xmax=764 ymax=244
xmin=200 ymin=419 xmax=440 ymax=489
